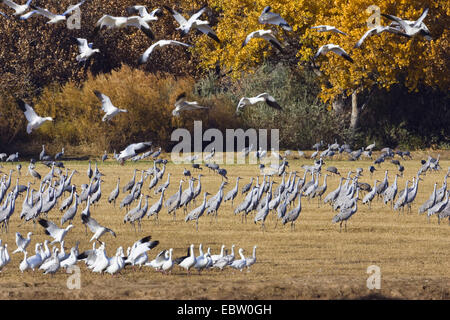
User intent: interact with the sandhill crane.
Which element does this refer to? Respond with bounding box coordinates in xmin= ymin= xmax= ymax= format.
xmin=428 ymin=191 xmax=449 ymax=224
xmin=282 ymin=194 xmax=302 ymax=230
xmin=61 ymin=193 xmax=78 ymax=226
xmin=254 ymin=192 xmax=270 ymax=231
xmin=167 ymin=179 xmax=184 ymax=220
xmin=363 ymin=180 xmax=379 ymax=209
xmin=383 ymin=174 xmax=398 ymax=209
xmin=108 ymin=177 xmax=120 ymax=207
xmin=224 ymin=177 xmax=241 ymax=207
xmin=185 ymin=192 xmax=210 ymax=231
xmin=332 ymin=199 xmax=359 ymax=232
xmin=419 ymin=182 xmax=437 ymax=214
xmin=147 ymin=189 xmax=165 ymax=223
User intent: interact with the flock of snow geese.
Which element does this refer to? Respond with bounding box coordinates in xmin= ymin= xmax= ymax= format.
xmin=0 ymin=2 xmax=434 ymax=134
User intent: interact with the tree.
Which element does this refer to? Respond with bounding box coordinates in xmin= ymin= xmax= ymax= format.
xmin=192 ymin=0 xmax=449 ymax=134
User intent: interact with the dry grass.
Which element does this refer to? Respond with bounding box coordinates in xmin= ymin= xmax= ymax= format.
xmin=0 ymin=152 xmax=449 ymax=300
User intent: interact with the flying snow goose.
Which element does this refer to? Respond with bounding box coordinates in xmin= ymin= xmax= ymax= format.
xmin=74 ymin=38 xmax=100 ymax=63
xmin=38 ymin=219 xmax=73 ymax=244
xmin=93 ymin=90 xmax=128 ymax=122
xmin=81 ymin=215 xmax=116 ymax=242
xmin=172 ymin=92 xmax=208 ymax=117
xmin=126 ymin=6 xmax=163 ymax=23
xmin=314 ymin=44 xmax=354 ymax=63
xmin=17 ymin=99 xmax=53 ymax=134
xmin=95 ymin=14 xmax=155 ymax=39
xmin=29 ymin=0 xmax=86 ymax=24
xmin=242 ymin=29 xmax=283 ymax=52
xmin=138 ymin=40 xmax=192 ymax=64
xmin=2 ymin=0 xmax=32 ymax=16
xmin=118 ymin=142 xmax=152 ymax=162
xmin=311 ymin=25 xmax=347 ymax=35
xmin=258 ymin=6 xmax=292 ymax=31
xmin=164 ymin=5 xmax=220 ymax=43
xmin=354 ymin=26 xmax=410 ymax=48
xmin=382 ymin=8 xmax=432 ymax=40
xmin=236 ymin=93 xmax=282 ymax=114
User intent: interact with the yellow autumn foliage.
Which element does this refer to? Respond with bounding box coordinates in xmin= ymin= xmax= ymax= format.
xmin=192 ymin=0 xmax=449 ymax=103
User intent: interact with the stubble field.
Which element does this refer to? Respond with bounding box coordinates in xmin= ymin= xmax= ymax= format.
xmin=0 ymin=151 xmax=449 ymax=300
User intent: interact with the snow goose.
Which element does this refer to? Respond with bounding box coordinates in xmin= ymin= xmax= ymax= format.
xmin=17 ymin=99 xmax=52 ymax=134
xmin=38 ymin=219 xmax=73 ymax=244
xmin=77 ymin=242 xmax=97 ymax=267
xmin=125 ymin=238 xmax=159 ymax=266
xmin=19 ymin=251 xmax=29 ymax=272
xmin=126 ymin=6 xmax=162 ymax=23
xmin=175 ymin=244 xmax=196 ymax=274
xmin=138 ymin=40 xmax=192 ymax=64
xmin=242 ymin=29 xmax=283 ymax=52
xmin=92 ymin=243 xmax=109 ymax=273
xmin=311 ymin=25 xmax=347 ymax=35
xmin=12 ymin=231 xmax=32 ymax=254
xmin=42 ymin=249 xmax=60 ymax=275
xmin=95 ymin=14 xmax=155 ymax=39
xmin=146 ymin=249 xmax=168 ymax=270
xmin=93 ymin=90 xmax=128 ymax=122
xmin=2 ymin=0 xmax=32 ymax=16
xmin=106 ymin=247 xmax=125 ymax=275
xmin=81 ymin=215 xmax=116 ymax=242
xmin=60 ymin=247 xmax=78 ymax=269
xmin=224 ymin=244 xmax=235 ymax=265
xmin=26 ymin=243 xmax=42 ymax=270
xmin=354 ymin=26 xmax=410 ymax=48
xmin=171 ymin=92 xmax=209 ymax=117
xmin=258 ymin=6 xmax=292 ymax=31
xmin=193 ymin=244 xmax=208 ymax=273
xmin=314 ymin=44 xmax=354 ymax=63
xmin=230 ymin=248 xmax=246 ymax=271
xmin=381 ymin=8 xmax=432 ymax=40
xmin=74 ymin=38 xmax=99 ymax=63
xmin=118 ymin=142 xmax=152 ymax=162
xmin=211 ymin=244 xmax=225 ymax=264
xmin=236 ymin=93 xmax=282 ymax=114
xmin=161 ymin=248 xmax=173 ymax=274
xmin=29 ymin=0 xmax=86 ymax=24
xmin=164 ymin=5 xmax=220 ymax=43
xmin=0 ymin=243 xmax=10 ymax=271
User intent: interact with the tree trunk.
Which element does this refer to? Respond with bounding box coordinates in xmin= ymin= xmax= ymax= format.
xmin=350 ymin=90 xmax=359 ymax=132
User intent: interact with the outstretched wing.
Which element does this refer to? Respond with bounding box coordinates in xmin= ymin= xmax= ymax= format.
xmin=93 ymin=90 xmax=115 ymax=113
xmin=163 ymin=5 xmax=187 ymax=25
xmin=258 ymin=93 xmax=282 ymax=110
xmin=81 ymin=215 xmax=101 ymax=233
xmin=414 ymin=8 xmax=429 ymax=27
xmin=38 ymin=219 xmax=61 ymax=238
xmin=17 ymin=99 xmax=39 ymax=123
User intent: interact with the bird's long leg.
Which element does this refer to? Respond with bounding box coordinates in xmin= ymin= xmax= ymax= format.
xmin=339 ymin=222 xmax=342 ymax=233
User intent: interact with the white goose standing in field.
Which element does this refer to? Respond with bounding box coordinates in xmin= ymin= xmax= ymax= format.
xmin=175 ymin=244 xmax=196 ymax=275
xmin=314 ymin=44 xmax=354 ymax=63
xmin=242 ymin=29 xmax=283 ymax=52
xmin=230 ymin=248 xmax=246 ymax=272
xmin=164 ymin=5 xmax=220 ymax=43
xmin=17 ymin=99 xmax=52 ymax=134
xmin=138 ymin=40 xmax=192 ymax=64
xmin=106 ymin=247 xmax=125 ymax=275
xmin=236 ymin=93 xmax=282 ymax=114
xmin=245 ymin=245 xmax=257 ymax=270
xmin=28 ymin=0 xmax=86 ymax=24
xmin=93 ymin=90 xmax=128 ymax=122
